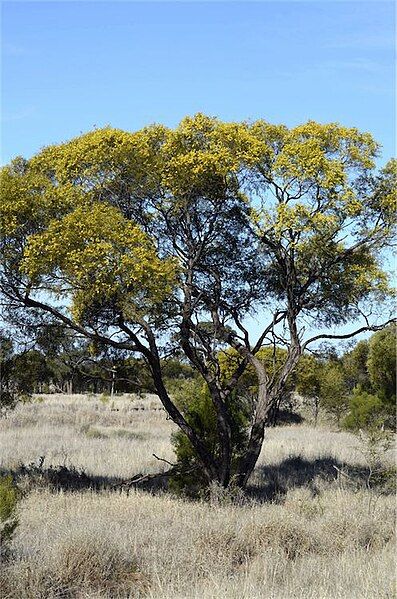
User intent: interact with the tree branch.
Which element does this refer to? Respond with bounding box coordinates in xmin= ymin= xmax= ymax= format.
xmin=302 ymin=318 xmax=396 ymax=351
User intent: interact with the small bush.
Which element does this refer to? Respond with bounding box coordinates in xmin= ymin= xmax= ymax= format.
xmin=343 ymin=389 xmax=385 ymax=431
xmin=0 ymin=476 xmax=20 ymax=556
xmin=254 ymin=519 xmax=317 ymax=560
xmin=196 ymin=528 xmax=257 ymax=569
xmin=355 ymin=429 xmax=396 ymax=496
xmin=169 ymin=380 xmax=249 ymax=496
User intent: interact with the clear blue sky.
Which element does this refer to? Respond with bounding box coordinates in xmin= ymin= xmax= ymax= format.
xmin=2 ymin=1 xmax=395 ymax=165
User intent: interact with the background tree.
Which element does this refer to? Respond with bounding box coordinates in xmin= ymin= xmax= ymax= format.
xmin=1 ymin=115 xmax=395 ymax=490
xmin=367 ymin=324 xmax=396 ymax=406
xmin=344 ymin=324 xmax=396 ymax=431
xmin=0 ymin=334 xmax=19 ymax=412
xmin=342 ymin=339 xmax=370 ymax=393
xmin=318 ymin=361 xmax=350 ymax=425
xmin=295 ymin=354 xmax=323 ymax=426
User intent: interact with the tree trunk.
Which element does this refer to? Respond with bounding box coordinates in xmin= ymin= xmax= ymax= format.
xmin=235 ymin=421 xmax=266 ymax=488
xmin=235 ymin=346 xmax=301 ymax=489
xmin=207 ymin=383 xmax=233 ymax=487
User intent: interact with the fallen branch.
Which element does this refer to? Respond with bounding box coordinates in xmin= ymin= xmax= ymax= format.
xmin=112 ymin=464 xmax=200 ymax=495
xmin=152 ymin=453 xmax=176 ymax=467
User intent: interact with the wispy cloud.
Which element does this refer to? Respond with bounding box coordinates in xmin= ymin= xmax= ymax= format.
xmin=1 ymin=107 xmax=36 ymax=122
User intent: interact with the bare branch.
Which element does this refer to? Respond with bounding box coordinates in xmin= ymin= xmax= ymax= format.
xmin=302 ymin=319 xmax=396 ymax=351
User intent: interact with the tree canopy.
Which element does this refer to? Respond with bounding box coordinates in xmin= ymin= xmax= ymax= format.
xmin=1 ymin=114 xmax=395 ymax=488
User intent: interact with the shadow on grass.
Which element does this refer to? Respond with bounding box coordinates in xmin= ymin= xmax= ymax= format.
xmin=246 ymin=456 xmax=372 ymax=502
xmin=1 ymin=455 xmax=382 ymax=500
xmin=0 ymin=459 xmax=125 ymax=493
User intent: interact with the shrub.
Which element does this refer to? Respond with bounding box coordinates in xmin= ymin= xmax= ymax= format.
xmin=0 ymin=476 xmax=20 ymax=557
xmin=355 ymin=429 xmax=396 ymax=496
xmin=343 ymin=389 xmax=384 ymax=431
xmin=170 ymin=379 xmax=249 ymax=496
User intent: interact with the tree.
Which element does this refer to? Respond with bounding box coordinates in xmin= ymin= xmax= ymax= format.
xmin=296 ymin=353 xmax=323 ymax=425
xmin=0 ymin=334 xmax=18 ymax=411
xmin=219 ymin=346 xmax=297 ymax=426
xmin=342 ymin=339 xmax=370 ymax=393
xmin=318 ymin=361 xmax=350 ymax=425
xmin=296 ymin=351 xmax=353 ymax=426
xmin=343 ymin=324 xmax=396 ymax=431
xmin=367 ymin=324 xmax=396 ymax=405
xmin=1 ymin=115 xmax=395 ymax=489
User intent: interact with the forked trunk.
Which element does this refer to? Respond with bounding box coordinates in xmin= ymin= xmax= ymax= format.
xmin=234 ymin=348 xmax=301 ymax=490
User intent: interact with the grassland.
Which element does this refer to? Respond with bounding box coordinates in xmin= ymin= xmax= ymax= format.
xmin=0 ymin=394 xmax=395 ymax=598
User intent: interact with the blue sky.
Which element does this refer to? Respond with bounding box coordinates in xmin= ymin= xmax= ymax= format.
xmin=2 ymin=1 xmax=395 ymax=166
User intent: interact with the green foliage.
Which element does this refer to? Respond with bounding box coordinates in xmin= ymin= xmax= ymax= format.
xmin=0 ymin=335 xmax=49 ymax=409
xmin=21 ymin=203 xmax=178 ymax=324
xmin=296 ymin=355 xmax=349 ymax=425
xmin=295 ymin=354 xmax=323 ymax=424
xmin=0 ymin=476 xmax=20 ymax=553
xmin=13 ymin=350 xmax=53 ymax=394
xmin=367 ymin=324 xmax=396 ymax=406
xmin=318 ymin=362 xmax=350 ymax=424
xmin=297 ymin=325 xmax=396 ymax=431
xmin=99 ymin=392 xmax=110 ymax=404
xmin=342 ymin=340 xmax=370 ymax=393
xmin=2 ymin=116 xmax=394 ymax=333
xmin=170 ymin=380 xmax=249 ymax=496
xmin=0 ymin=335 xmax=17 ymax=411
xmin=1 ymin=114 xmax=395 ymax=489
xmin=296 ymin=354 xmax=322 ymax=400
xmin=343 ymin=390 xmax=384 ymax=431
xmin=342 ymin=325 xmax=396 ymax=431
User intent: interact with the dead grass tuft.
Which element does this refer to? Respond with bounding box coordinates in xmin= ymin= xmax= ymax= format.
xmin=254 ymin=518 xmax=317 ymax=560
xmin=0 ymin=537 xmax=148 ymax=598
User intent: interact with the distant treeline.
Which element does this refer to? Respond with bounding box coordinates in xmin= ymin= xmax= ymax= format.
xmin=1 ymin=324 xmax=395 ymax=431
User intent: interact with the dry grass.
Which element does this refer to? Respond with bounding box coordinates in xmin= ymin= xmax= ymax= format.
xmin=0 ymin=394 xmax=395 ymax=598
xmin=0 ymin=394 xmax=175 ymax=478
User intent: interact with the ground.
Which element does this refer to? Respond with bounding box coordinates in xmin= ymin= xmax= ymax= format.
xmin=0 ymin=394 xmax=395 ymax=598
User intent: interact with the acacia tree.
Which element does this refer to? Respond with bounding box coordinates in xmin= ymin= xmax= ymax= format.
xmin=1 ymin=114 xmax=395 ymax=489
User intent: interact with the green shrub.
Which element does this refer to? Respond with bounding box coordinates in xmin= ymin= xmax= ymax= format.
xmin=0 ymin=476 xmax=20 ymax=555
xmin=343 ymin=389 xmax=384 ymax=431
xmin=170 ymin=380 xmax=249 ymax=496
